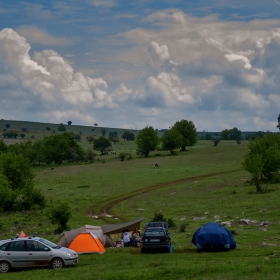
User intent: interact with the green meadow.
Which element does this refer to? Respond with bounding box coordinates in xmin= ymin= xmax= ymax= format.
xmin=1 ymin=138 xmax=280 ymax=279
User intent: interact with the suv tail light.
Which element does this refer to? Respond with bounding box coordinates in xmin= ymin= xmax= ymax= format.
xmin=140 ymin=238 xmax=144 ymax=243
xmin=166 ymin=238 xmax=170 ymax=242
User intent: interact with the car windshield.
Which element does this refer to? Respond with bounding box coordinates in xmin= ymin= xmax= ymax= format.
xmin=39 ymin=238 xmax=60 ymax=249
xmin=145 ymin=229 xmax=165 ymax=237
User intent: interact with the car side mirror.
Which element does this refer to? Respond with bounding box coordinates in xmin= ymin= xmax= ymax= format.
xmin=44 ymin=247 xmax=50 ymax=251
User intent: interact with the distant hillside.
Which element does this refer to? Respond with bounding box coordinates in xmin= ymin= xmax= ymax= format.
xmin=0 ymin=119 xmax=142 ymax=137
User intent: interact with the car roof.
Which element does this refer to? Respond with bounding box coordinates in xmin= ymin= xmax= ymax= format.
xmin=1 ymin=236 xmax=41 ymax=243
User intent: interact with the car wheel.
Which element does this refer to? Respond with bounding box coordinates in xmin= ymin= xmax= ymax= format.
xmin=51 ymin=258 xmax=64 ymax=269
xmin=0 ymin=261 xmax=11 ymax=273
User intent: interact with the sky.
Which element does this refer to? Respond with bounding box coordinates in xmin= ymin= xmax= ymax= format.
xmin=1 ymin=0 xmax=280 ymax=132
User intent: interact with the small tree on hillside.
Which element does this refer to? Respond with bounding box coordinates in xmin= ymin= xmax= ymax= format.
xmin=46 ymin=127 xmax=51 ymax=132
xmin=68 ymin=121 xmax=72 ymax=125
xmin=93 ymin=136 xmax=112 ymax=155
xmin=57 ymin=123 xmax=66 ymax=133
xmin=46 ymin=200 xmax=72 ymax=233
xmin=136 ymin=126 xmax=159 ymax=157
xmin=5 ymin=124 xmax=10 ymax=130
xmin=161 ymin=129 xmax=183 ymax=154
xmin=172 ymin=119 xmax=197 ymax=150
xmin=87 ymin=136 xmax=95 ymax=144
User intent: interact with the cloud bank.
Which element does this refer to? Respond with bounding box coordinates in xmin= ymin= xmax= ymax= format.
xmin=1 ymin=10 xmax=280 ymax=131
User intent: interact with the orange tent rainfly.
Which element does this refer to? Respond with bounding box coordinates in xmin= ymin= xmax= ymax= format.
xmin=68 ymin=232 xmax=105 ymax=254
xmin=18 ymin=231 xmax=28 ymax=237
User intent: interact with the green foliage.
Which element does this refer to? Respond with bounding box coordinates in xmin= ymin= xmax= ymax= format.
xmin=93 ymin=136 xmax=112 ymax=155
xmin=277 ymin=114 xmax=280 ymax=131
xmin=118 ymin=152 xmax=128 ymax=161
xmin=5 ymin=123 xmax=10 ymax=129
xmin=0 ymin=153 xmax=45 ymax=211
xmin=167 ymin=218 xmax=176 ymax=228
xmin=101 ymin=128 xmax=106 ymax=136
xmin=0 ymin=140 xmax=8 ymax=154
xmin=221 ymin=127 xmax=242 ymax=140
xmin=46 ymin=200 xmax=72 ymax=232
xmin=212 ymin=137 xmax=221 ymax=146
xmin=67 ymin=121 xmax=72 ymax=125
xmin=172 ymin=119 xmax=197 ymax=150
xmin=57 ymin=123 xmax=66 ymax=132
xmin=242 ymin=133 xmax=280 ymax=190
xmin=108 ymin=135 xmax=119 ymax=144
xmin=41 ymin=132 xmax=84 ymax=164
xmin=109 ymin=131 xmax=118 ymax=137
xmin=179 ymin=224 xmax=186 ymax=232
xmin=46 ymin=126 xmax=51 ymax=132
xmin=20 ymin=133 xmax=25 ymax=138
xmin=151 ymin=212 xmax=166 ymax=222
xmin=2 ymin=131 xmax=18 ymax=138
xmin=136 ymin=126 xmax=159 ymax=157
xmin=161 ymin=129 xmax=183 ymax=154
xmin=86 ymin=136 xmax=95 ymax=143
xmin=85 ymin=149 xmax=96 ymax=163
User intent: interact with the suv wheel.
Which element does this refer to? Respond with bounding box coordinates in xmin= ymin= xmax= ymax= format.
xmin=51 ymin=258 xmax=64 ymax=269
xmin=0 ymin=261 xmax=11 ymax=273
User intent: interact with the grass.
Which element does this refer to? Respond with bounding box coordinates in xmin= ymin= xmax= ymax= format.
xmin=1 ymin=139 xmax=280 ymax=279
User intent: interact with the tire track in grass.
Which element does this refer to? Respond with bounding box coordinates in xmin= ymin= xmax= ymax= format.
xmin=88 ymin=169 xmax=241 ymax=223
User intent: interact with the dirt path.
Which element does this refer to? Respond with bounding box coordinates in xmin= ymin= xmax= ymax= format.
xmin=87 ymin=169 xmax=241 ymax=223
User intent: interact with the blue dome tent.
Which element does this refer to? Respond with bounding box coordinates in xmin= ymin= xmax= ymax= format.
xmin=192 ymin=222 xmax=236 ymax=252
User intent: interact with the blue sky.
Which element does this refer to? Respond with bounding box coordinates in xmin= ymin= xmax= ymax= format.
xmin=1 ymin=0 xmax=280 ymax=131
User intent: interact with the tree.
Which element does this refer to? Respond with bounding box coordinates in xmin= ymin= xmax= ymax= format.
xmin=136 ymin=126 xmax=159 ymax=157
xmin=57 ymin=123 xmax=66 ymax=133
xmin=20 ymin=133 xmax=25 ymax=139
xmin=109 ymin=131 xmax=118 ymax=137
xmin=5 ymin=124 xmax=10 ymax=130
xmin=94 ymin=123 xmax=98 ymax=126
xmin=101 ymin=128 xmax=106 ymax=136
xmin=277 ymin=114 xmax=280 ymax=131
xmin=93 ymin=136 xmax=112 ymax=155
xmin=161 ymin=129 xmax=183 ymax=154
xmin=221 ymin=127 xmax=242 ymax=140
xmin=68 ymin=121 xmax=72 ymax=125
xmin=0 ymin=140 xmax=8 ymax=154
xmin=85 ymin=149 xmax=96 ymax=163
xmin=212 ymin=137 xmax=221 ymax=146
xmin=108 ymin=136 xmax=119 ymax=144
xmin=46 ymin=200 xmax=72 ymax=233
xmin=0 ymin=152 xmax=45 ymax=211
xmin=41 ymin=132 xmax=84 ymax=164
xmin=172 ymin=120 xmax=197 ymax=150
xmin=22 ymin=128 xmax=27 ymax=132
xmin=122 ymin=131 xmax=130 ymax=140
xmin=127 ymin=132 xmax=135 ymax=141
xmin=242 ymin=134 xmax=280 ymax=189
xmin=87 ymin=136 xmax=95 ymax=144
xmin=46 ymin=127 xmax=51 ymax=132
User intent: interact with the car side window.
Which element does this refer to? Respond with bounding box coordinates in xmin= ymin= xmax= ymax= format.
xmin=27 ymin=240 xmax=47 ymax=251
xmin=0 ymin=242 xmax=10 ymax=251
xmin=7 ymin=241 xmax=26 ymax=251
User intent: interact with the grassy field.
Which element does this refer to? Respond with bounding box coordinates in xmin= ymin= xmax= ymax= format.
xmin=1 ymin=139 xmax=280 ymax=279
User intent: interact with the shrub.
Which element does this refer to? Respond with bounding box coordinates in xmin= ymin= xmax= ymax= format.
xmin=179 ymin=224 xmax=186 ymax=232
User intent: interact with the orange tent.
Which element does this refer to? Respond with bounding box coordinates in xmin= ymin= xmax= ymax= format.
xmin=68 ymin=232 xmax=105 ymax=254
xmin=18 ymin=231 xmax=28 ymax=237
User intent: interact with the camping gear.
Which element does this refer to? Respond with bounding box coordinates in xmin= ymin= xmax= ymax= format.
xmin=18 ymin=231 xmax=28 ymax=238
xmin=58 ymin=218 xmax=145 ymax=249
xmin=192 ymin=222 xmax=236 ymax=252
xmin=58 ymin=225 xmax=115 ymax=248
xmin=68 ymin=232 xmax=105 ymax=254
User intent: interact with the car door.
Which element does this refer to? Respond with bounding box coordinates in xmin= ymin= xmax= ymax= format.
xmin=4 ymin=240 xmax=28 ymax=268
xmin=26 ymin=240 xmax=51 ymax=267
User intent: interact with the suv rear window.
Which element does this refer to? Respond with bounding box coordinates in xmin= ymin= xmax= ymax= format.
xmin=145 ymin=229 xmax=165 ymax=237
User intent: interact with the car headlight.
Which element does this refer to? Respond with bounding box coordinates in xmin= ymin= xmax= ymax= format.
xmin=66 ymin=252 xmax=74 ymax=257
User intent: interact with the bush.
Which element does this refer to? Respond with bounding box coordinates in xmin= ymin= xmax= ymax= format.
xmin=179 ymin=224 xmax=186 ymax=232
xmin=46 ymin=200 xmax=72 ymax=233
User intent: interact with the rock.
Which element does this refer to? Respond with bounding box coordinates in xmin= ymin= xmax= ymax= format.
xmin=138 ymin=208 xmax=144 ymax=211
xmin=193 ymin=216 xmax=206 ymax=221
xmin=239 ymin=219 xmax=251 ymax=225
xmin=221 ymin=220 xmax=234 ymax=227
xmin=213 ymin=215 xmax=220 ymax=219
xmin=204 ymin=212 xmax=209 ymax=215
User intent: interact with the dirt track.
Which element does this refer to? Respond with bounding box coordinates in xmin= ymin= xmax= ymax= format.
xmin=88 ymin=169 xmax=241 ymax=222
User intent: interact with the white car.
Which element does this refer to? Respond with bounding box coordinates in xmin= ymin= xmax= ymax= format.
xmin=0 ymin=236 xmax=78 ymax=273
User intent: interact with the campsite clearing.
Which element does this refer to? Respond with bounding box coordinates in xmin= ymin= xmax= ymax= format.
xmin=1 ymin=140 xmax=280 ymax=279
